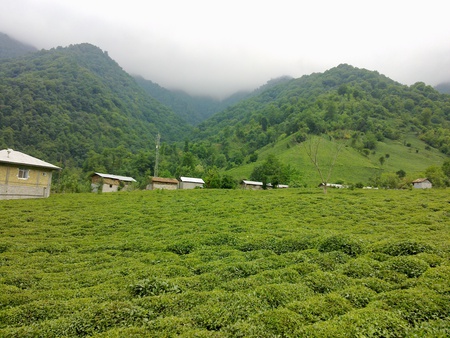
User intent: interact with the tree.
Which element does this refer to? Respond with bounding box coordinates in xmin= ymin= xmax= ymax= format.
xmin=249 ymin=154 xmax=290 ymax=188
xmin=302 ymin=135 xmax=344 ymax=193
xmin=425 ymin=166 xmax=447 ymax=188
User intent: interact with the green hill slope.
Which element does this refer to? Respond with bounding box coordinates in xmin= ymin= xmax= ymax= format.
xmin=188 ymin=65 xmax=450 ymax=185
xmin=0 ymin=43 xmax=190 ymax=167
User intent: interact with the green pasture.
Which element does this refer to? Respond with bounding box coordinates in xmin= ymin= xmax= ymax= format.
xmin=0 ymin=188 xmax=449 ymax=337
xmin=228 ymin=134 xmax=448 ymax=186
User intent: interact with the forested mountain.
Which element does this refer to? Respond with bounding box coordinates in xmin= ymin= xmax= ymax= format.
xmin=134 ymin=75 xmax=292 ymax=125
xmin=435 ymin=82 xmax=450 ymax=94
xmin=0 ymin=32 xmax=37 ymax=59
xmin=0 ymin=43 xmax=190 ymax=179
xmin=194 ymin=64 xmax=450 ymax=155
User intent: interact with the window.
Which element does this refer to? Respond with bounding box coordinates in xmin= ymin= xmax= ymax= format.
xmin=18 ymin=168 xmax=30 ymax=179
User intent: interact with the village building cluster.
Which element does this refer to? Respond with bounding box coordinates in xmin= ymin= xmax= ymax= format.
xmin=0 ymin=149 xmax=434 ymax=200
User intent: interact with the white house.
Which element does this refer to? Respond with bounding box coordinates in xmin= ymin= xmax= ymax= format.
xmin=0 ymin=149 xmax=60 ymax=199
xmin=178 ymin=176 xmax=205 ymax=189
xmin=412 ymin=178 xmax=432 ymax=189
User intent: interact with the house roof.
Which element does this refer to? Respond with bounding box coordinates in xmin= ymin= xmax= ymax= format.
xmin=0 ymin=149 xmax=60 ymax=170
xmin=179 ymin=176 xmax=205 ymax=184
xmin=93 ymin=172 xmax=136 ymax=182
xmin=241 ymin=180 xmax=263 ymax=186
xmin=151 ymin=177 xmax=179 ymax=184
xmin=412 ymin=178 xmax=430 ymax=183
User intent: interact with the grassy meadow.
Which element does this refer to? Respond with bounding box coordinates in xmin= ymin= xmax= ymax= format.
xmin=228 ymin=134 xmax=448 ymax=186
xmin=0 ymin=188 xmax=449 ymax=337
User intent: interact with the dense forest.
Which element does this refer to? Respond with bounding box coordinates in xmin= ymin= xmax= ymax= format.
xmin=0 ymin=43 xmax=191 ymax=188
xmin=0 ymin=39 xmax=449 ymax=191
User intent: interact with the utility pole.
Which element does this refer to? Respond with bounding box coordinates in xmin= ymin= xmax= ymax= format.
xmin=154 ymin=133 xmax=160 ymax=177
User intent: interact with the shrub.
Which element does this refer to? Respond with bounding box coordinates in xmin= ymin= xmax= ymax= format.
xmin=358 ymin=277 xmax=398 ymax=293
xmin=287 ymin=293 xmax=353 ymax=324
xmin=296 ymin=307 xmax=408 ymax=337
xmin=128 ymin=278 xmax=182 ymax=298
xmin=342 ymin=257 xmax=382 ymax=278
xmin=303 ymin=271 xmax=352 ymax=293
xmin=339 ymin=285 xmax=377 ymax=308
xmin=318 ymin=235 xmax=364 ymax=257
xmin=190 ymin=291 xmax=265 ymax=331
xmin=165 ymin=241 xmax=196 ymax=255
xmin=378 ymin=287 xmax=450 ymax=324
xmin=253 ymin=283 xmax=313 ymax=308
xmin=375 ymin=240 xmax=435 ymax=256
xmin=245 ymin=308 xmax=303 ymax=337
xmin=416 ymin=265 xmax=450 ymax=294
xmin=384 ymin=256 xmax=429 ymax=278
xmin=271 ymin=236 xmax=315 ymax=254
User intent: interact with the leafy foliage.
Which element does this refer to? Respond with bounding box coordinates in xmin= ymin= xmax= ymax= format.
xmin=0 ymin=189 xmax=448 ymax=336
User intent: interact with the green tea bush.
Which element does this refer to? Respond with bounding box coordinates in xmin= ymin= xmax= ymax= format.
xmin=291 ymin=262 xmax=320 ymax=276
xmin=271 ymin=235 xmax=315 ymax=254
xmin=416 ymin=265 xmax=450 ymax=294
xmin=406 ymin=318 xmax=450 ymax=337
xmin=287 ymin=293 xmax=353 ymax=324
xmin=190 ymin=291 xmax=266 ymax=331
xmin=129 ymin=277 xmax=182 ymax=297
xmin=342 ymin=257 xmax=382 ymax=278
xmin=384 ymin=256 xmax=429 ymax=278
xmin=237 ymin=235 xmax=278 ymax=252
xmin=357 ymin=277 xmax=398 ymax=293
xmin=318 ymin=235 xmax=364 ymax=257
xmin=415 ymin=253 xmax=442 ymax=267
xmin=378 ymin=287 xmax=450 ymax=324
xmin=250 ymin=267 xmax=302 ymax=284
xmin=339 ymin=285 xmax=377 ymax=308
xmin=242 ymin=308 xmax=303 ymax=338
xmin=165 ymin=241 xmax=196 ymax=255
xmin=303 ymin=271 xmax=352 ymax=293
xmin=296 ymin=307 xmax=408 ymax=337
xmin=375 ymin=240 xmax=435 ymax=256
xmin=253 ymin=283 xmax=313 ymax=308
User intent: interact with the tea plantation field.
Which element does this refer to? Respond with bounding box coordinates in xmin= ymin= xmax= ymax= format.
xmin=0 ymin=189 xmax=449 ymax=337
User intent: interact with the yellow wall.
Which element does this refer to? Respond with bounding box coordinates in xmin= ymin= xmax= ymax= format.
xmin=0 ymin=164 xmax=53 ymax=199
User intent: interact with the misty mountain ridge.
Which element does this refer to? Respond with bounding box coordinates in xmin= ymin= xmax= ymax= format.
xmin=0 ymin=32 xmax=37 ymax=59
xmin=134 ymin=75 xmax=293 ymax=125
xmin=0 ymin=34 xmax=448 ymax=187
xmin=435 ymin=82 xmax=450 ymax=94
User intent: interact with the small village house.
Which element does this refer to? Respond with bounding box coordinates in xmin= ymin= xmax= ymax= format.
xmin=240 ymin=180 xmax=264 ymax=190
xmin=179 ymin=176 xmax=205 ymax=189
xmin=91 ymin=172 xmax=136 ymax=192
xmin=412 ymin=178 xmax=432 ymax=189
xmin=147 ymin=177 xmax=179 ymax=190
xmin=0 ymin=149 xmax=60 ymax=199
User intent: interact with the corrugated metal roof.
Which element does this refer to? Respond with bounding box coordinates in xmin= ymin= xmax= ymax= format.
xmin=93 ymin=172 xmax=136 ymax=182
xmin=179 ymin=176 xmax=205 ymax=184
xmin=0 ymin=149 xmax=60 ymax=170
xmin=151 ymin=177 xmax=179 ymax=184
xmin=241 ymin=180 xmax=263 ymax=186
xmin=412 ymin=178 xmax=429 ymax=183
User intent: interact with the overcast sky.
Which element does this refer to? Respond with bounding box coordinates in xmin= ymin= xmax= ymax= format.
xmin=1 ymin=0 xmax=450 ymax=98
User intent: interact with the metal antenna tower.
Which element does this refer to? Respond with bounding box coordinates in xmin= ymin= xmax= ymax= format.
xmin=154 ymin=133 xmax=160 ymax=177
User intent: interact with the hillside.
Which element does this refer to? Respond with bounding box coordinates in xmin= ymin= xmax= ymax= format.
xmin=0 ymin=43 xmax=190 ymax=172
xmin=0 ymin=189 xmax=448 ymax=336
xmin=0 ymin=32 xmax=37 ymax=59
xmin=134 ymin=75 xmax=291 ymax=125
xmin=435 ymin=82 xmax=450 ymax=94
xmin=186 ymin=65 xmax=450 ymax=185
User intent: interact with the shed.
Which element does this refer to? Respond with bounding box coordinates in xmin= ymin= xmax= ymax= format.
xmin=147 ymin=177 xmax=179 ymax=190
xmin=179 ymin=176 xmax=205 ymax=189
xmin=0 ymin=148 xmax=60 ymax=199
xmin=240 ymin=180 xmax=264 ymax=190
xmin=91 ymin=172 xmax=136 ymax=192
xmin=412 ymin=178 xmax=432 ymax=189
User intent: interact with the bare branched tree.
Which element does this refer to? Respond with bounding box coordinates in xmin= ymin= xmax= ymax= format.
xmin=303 ymin=135 xmax=344 ymax=193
